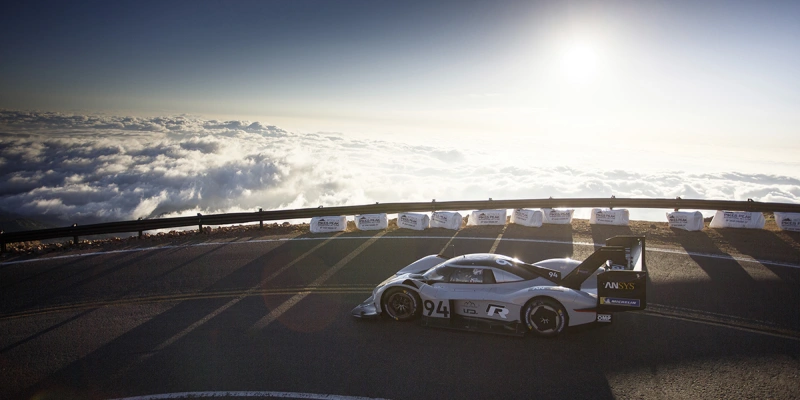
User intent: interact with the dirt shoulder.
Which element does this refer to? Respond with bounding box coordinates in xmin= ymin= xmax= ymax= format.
xmin=3 ymin=216 xmax=799 ymax=265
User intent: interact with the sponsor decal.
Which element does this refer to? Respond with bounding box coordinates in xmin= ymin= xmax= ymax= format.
xmin=316 ymin=219 xmax=342 ymax=228
xmin=781 ymin=218 xmax=800 ymax=229
xmin=668 ymin=215 xmax=689 ymax=224
xmin=594 ymin=211 xmax=618 ymax=223
xmin=597 ymin=314 xmax=612 ymax=323
xmin=357 ymin=216 xmax=383 ymax=227
xmin=722 ymin=211 xmax=753 ymax=224
xmin=599 ymin=297 xmax=641 ymax=307
xmin=477 ymin=212 xmax=501 ymax=222
xmin=463 ymin=301 xmax=477 ymax=308
xmin=530 ymin=286 xmax=566 ymax=292
xmin=432 ymin=212 xmax=449 ymax=223
xmin=495 ymin=258 xmax=512 ymax=267
xmin=603 ymin=281 xmax=636 ymax=290
xmin=486 ymin=304 xmax=509 ymax=319
xmin=423 ymin=300 xmax=450 ymax=317
xmin=462 ymin=309 xmax=477 ymax=315
xmin=399 ymin=215 xmax=418 ymax=227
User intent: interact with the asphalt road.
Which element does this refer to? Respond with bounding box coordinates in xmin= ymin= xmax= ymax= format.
xmin=1 ymin=225 xmax=799 ymax=399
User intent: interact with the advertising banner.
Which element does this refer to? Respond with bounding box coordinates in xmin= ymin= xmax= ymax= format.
xmin=310 ymin=216 xmax=347 ymax=233
xmin=590 ymin=208 xmax=630 ymax=226
xmin=541 ymin=208 xmax=574 ymax=224
xmin=430 ymin=211 xmax=463 ymax=230
xmin=666 ymin=211 xmax=704 ymax=231
xmin=774 ymin=212 xmax=800 ymax=232
xmin=709 ymin=211 xmax=765 ymax=229
xmin=355 ymin=213 xmax=388 ymax=231
xmin=397 ymin=212 xmax=430 ymax=231
xmin=467 ymin=209 xmax=507 ymax=226
xmin=510 ymin=209 xmax=543 ymax=227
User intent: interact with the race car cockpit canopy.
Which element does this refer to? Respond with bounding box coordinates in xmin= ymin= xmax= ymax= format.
xmin=423 ymin=254 xmax=560 ymax=282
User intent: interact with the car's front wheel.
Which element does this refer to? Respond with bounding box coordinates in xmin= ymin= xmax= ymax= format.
xmin=382 ymin=288 xmax=421 ymax=321
xmin=522 ymin=297 xmax=568 ymax=337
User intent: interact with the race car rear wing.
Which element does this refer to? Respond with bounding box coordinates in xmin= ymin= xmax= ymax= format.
xmin=561 ymin=236 xmax=646 ymax=290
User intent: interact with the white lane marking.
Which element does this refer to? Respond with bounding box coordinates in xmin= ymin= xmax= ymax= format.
xmin=108 ymin=391 xmax=390 ymax=400
xmin=488 ymin=225 xmax=507 ymax=254
xmin=247 ymin=232 xmax=386 ymax=333
xmin=3 ymin=235 xmax=798 ymax=269
xmin=115 ymin=234 xmax=343 ymax=375
xmin=437 ymin=231 xmax=460 ymax=256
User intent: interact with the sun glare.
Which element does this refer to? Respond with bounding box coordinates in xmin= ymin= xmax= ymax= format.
xmin=559 ymin=41 xmax=599 ymax=84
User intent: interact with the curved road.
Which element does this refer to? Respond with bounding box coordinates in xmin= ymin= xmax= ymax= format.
xmin=1 ymin=225 xmax=799 ymax=399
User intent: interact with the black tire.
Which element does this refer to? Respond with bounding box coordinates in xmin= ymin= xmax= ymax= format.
xmin=522 ymin=297 xmax=568 ymax=337
xmin=382 ymin=287 xmax=421 ymax=321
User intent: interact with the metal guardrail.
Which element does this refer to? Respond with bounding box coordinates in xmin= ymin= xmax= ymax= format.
xmin=2 ymin=197 xmax=800 ymax=251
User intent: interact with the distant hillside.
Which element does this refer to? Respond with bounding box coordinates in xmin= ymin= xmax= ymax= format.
xmin=0 ymin=210 xmax=60 ymax=232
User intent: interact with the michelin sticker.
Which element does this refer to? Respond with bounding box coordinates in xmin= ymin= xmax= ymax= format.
xmin=599 ymin=297 xmax=640 ymax=307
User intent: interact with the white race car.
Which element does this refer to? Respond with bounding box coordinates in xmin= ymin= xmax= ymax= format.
xmin=351 ymin=236 xmax=646 ymax=337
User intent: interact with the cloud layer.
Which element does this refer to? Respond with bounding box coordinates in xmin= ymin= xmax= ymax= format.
xmin=1 ymin=110 xmax=798 ymax=227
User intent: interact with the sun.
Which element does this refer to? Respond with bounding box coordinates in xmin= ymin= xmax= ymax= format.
xmin=559 ymin=40 xmax=599 ymax=84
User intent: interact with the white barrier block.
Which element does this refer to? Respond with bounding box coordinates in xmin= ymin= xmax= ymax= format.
xmin=397 ymin=212 xmax=430 ymax=231
xmin=590 ymin=208 xmax=630 ymax=226
xmin=430 ymin=211 xmax=463 ymax=230
xmin=666 ymin=211 xmax=704 ymax=231
xmin=355 ymin=213 xmax=388 ymax=231
xmin=510 ymin=209 xmax=543 ymax=227
xmin=709 ymin=211 xmax=765 ymax=229
xmin=467 ymin=209 xmax=507 ymax=226
xmin=310 ymin=216 xmax=347 ymax=233
xmin=542 ymin=208 xmax=574 ymax=224
xmin=774 ymin=212 xmax=800 ymax=232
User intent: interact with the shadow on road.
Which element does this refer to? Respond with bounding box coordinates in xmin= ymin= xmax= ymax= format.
xmin=11 ymin=231 xmax=383 ymax=399
xmin=716 ymin=228 xmax=800 ymax=283
xmin=590 ymin=224 xmax=633 ymax=246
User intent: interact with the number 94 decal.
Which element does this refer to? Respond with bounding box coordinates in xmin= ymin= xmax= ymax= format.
xmin=423 ymin=300 xmax=450 ymax=318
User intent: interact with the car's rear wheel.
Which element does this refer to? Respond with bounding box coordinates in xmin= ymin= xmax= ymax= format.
xmin=382 ymin=288 xmax=421 ymax=321
xmin=522 ymin=297 xmax=568 ymax=337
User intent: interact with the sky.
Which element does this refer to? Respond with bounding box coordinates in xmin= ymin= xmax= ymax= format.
xmin=1 ymin=1 xmax=799 ymax=226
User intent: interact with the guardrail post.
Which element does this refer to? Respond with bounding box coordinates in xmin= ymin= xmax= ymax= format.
xmin=138 ymin=217 xmax=143 ymax=239
xmin=72 ymin=223 xmax=79 ymax=245
xmin=674 ymin=196 xmax=682 ymax=211
xmin=197 ymin=213 xmax=203 ymax=233
xmin=259 ymin=208 xmax=263 ymax=229
xmin=1 ymin=230 xmax=6 ymax=253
